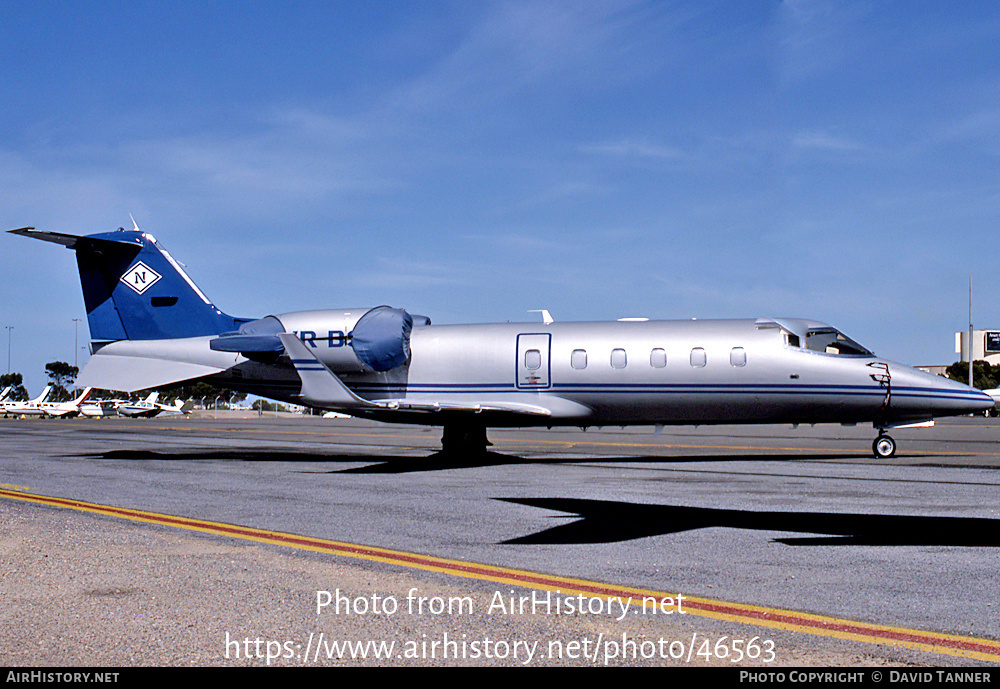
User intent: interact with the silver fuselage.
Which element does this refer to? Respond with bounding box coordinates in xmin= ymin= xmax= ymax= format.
xmin=200 ymin=316 xmax=986 ymax=428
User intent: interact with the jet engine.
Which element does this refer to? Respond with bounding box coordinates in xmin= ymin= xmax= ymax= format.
xmin=210 ymin=306 xmax=429 ymax=372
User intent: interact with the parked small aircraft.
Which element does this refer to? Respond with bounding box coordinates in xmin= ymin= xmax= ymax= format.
xmin=115 ymin=391 xmax=190 ymax=418
xmin=2 ymin=385 xmax=52 ymax=417
xmin=11 ymin=225 xmax=993 ymax=457
xmin=79 ymin=397 xmax=120 ymax=418
xmin=39 ymin=387 xmax=93 ymax=418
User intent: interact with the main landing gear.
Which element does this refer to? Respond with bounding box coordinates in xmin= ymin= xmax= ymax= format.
xmin=872 ymin=433 xmax=896 ymax=459
xmin=441 ymin=424 xmax=491 ymax=456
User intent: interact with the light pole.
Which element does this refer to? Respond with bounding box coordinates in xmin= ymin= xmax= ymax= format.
xmin=969 ymin=278 xmax=974 ymax=389
xmin=5 ymin=326 xmax=11 ymax=374
xmin=72 ymin=318 xmax=81 ymax=370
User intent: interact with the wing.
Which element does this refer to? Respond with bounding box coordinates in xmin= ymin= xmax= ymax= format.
xmin=277 ymin=334 xmax=552 ymax=419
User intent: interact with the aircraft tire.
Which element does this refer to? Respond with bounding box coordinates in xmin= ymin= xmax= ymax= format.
xmin=873 ymin=434 xmax=896 ymax=459
xmin=441 ymin=424 xmax=490 ymax=455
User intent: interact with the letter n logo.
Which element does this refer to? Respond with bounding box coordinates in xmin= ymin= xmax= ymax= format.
xmin=120 ymin=261 xmax=162 ymax=294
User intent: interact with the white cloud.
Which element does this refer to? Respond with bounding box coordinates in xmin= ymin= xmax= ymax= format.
xmin=390 ymin=1 xmax=687 ymax=114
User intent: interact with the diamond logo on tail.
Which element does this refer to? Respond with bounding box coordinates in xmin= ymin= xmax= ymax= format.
xmin=120 ymin=262 xmax=162 ymax=294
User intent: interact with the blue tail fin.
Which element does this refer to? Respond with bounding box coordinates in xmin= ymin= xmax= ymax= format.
xmin=12 ymin=227 xmax=244 ymax=341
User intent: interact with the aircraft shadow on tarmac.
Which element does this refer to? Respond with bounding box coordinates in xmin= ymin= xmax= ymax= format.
xmin=496 ymin=497 xmax=1000 ymax=547
xmin=79 ymin=448 xmax=876 ymax=474
xmin=81 ymin=448 xmax=528 ymax=472
xmin=330 ymin=450 xmax=886 ymax=474
xmin=76 ymin=450 xmax=996 ymax=546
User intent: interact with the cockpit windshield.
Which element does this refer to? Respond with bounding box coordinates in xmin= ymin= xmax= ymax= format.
xmin=756 ymin=318 xmax=874 ymax=357
xmin=804 ymin=328 xmax=873 ymax=356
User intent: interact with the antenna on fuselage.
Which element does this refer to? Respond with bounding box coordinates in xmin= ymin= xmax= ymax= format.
xmin=129 ymin=214 xmax=141 ymax=231
xmin=528 ymin=310 xmax=554 ymax=325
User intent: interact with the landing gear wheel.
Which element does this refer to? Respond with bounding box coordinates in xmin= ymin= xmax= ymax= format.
xmin=873 ymin=434 xmax=896 ymax=459
xmin=441 ymin=424 xmax=491 ymax=456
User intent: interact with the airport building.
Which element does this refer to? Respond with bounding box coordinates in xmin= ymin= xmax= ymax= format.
xmin=915 ymin=330 xmax=1000 ymax=379
xmin=956 ymin=330 xmax=1000 ymax=367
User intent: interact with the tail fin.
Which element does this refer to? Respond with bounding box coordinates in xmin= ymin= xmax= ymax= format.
xmin=10 ymin=227 xmax=242 ymax=342
xmin=32 ymin=386 xmax=52 ymax=403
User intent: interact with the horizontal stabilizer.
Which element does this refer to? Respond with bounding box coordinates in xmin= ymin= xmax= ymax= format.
xmin=8 ymin=227 xmax=141 ymax=251
xmin=78 ymin=354 xmax=225 ymax=392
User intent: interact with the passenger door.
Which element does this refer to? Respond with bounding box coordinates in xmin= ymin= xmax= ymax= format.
xmin=516 ymin=333 xmax=551 ymax=390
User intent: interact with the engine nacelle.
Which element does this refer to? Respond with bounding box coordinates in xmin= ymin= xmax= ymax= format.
xmin=211 ymin=306 xmax=428 ymax=373
xmin=275 ymin=308 xmax=386 ymax=372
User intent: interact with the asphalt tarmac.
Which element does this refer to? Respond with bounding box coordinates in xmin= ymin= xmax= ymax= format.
xmin=2 ymin=413 xmax=999 ymax=667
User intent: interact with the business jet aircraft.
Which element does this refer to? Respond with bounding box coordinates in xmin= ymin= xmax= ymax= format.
xmin=2 ymin=386 xmax=52 ymax=417
xmin=115 ymin=391 xmax=190 ymax=418
xmin=39 ymin=387 xmax=93 ymax=418
xmin=10 ymin=226 xmax=993 ymax=458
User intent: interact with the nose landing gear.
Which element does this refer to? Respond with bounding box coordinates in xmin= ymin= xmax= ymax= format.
xmin=873 ymin=433 xmax=896 ymax=459
xmin=868 ymin=361 xmax=896 ymax=459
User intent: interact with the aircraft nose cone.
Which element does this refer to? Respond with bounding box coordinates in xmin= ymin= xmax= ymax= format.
xmin=936 ymin=374 xmax=996 ymax=414
xmin=930 ymin=376 xmax=995 ymax=415
xmin=891 ymin=365 xmax=996 ymax=419
xmin=969 ymin=387 xmax=997 ymax=414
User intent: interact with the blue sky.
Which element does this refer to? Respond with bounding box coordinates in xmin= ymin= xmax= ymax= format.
xmin=2 ymin=1 xmax=999 ymax=394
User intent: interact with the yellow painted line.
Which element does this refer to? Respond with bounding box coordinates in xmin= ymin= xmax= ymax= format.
xmin=3 ymin=487 xmax=998 ymax=663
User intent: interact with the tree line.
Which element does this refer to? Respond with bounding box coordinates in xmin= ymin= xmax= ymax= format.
xmin=0 ymin=361 xmax=247 ymax=406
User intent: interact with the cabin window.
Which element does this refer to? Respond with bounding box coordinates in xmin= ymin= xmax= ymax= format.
xmin=571 ymin=349 xmax=587 ymax=370
xmin=690 ymin=347 xmax=706 ymax=367
xmin=650 ymin=348 xmax=666 ymax=368
xmin=611 ymin=348 xmax=627 ymax=369
xmin=730 ymin=347 xmax=747 ymax=367
xmin=525 ymin=349 xmax=541 ymax=370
